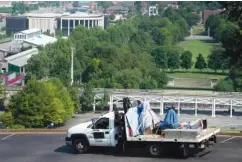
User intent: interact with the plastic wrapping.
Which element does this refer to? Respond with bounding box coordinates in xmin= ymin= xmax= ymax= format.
xmin=125 ymin=101 xmax=160 ymax=136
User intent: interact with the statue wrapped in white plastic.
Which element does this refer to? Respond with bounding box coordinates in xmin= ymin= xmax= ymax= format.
xmin=125 ymin=101 xmax=160 ymax=136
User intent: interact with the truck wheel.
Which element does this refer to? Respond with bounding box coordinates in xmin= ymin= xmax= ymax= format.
xmin=148 ymin=144 xmax=162 ymax=158
xmin=73 ymin=138 xmax=89 ymax=154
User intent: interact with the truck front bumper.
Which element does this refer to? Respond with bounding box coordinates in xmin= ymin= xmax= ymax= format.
xmin=65 ymin=137 xmax=72 ymax=147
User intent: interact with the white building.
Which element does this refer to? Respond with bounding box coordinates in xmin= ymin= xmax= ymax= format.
xmin=26 ymin=13 xmax=62 ymax=36
xmin=60 ymin=12 xmax=104 ymax=36
xmin=24 ymin=12 xmax=105 ymax=37
xmin=13 ymin=28 xmax=57 ymax=49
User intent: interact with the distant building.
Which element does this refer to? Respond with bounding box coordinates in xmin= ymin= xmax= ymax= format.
xmin=107 ymin=5 xmax=129 ymax=15
xmin=202 ymin=9 xmax=222 ymax=24
xmin=4 ymin=48 xmax=39 ymax=74
xmin=0 ymin=1 xmax=11 ymax=7
xmin=13 ymin=28 xmax=57 ymax=47
xmin=26 ymin=13 xmax=62 ymax=36
xmin=167 ymin=1 xmax=179 ymax=9
xmin=6 ymin=16 xmax=29 ymax=36
xmin=57 ymin=12 xmax=104 ymax=37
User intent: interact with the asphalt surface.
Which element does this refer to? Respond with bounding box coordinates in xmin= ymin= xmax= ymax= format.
xmin=0 ymin=134 xmax=242 ymax=162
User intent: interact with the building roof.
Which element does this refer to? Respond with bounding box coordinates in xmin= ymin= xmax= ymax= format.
xmin=5 ymin=48 xmax=38 ymax=67
xmin=0 ymin=40 xmax=12 ymax=52
xmin=25 ymin=13 xmax=63 ymax=18
xmin=108 ymin=5 xmax=129 ymax=11
xmin=19 ymin=28 xmax=40 ymax=35
xmin=6 ymin=16 xmax=28 ymax=19
xmin=23 ymin=34 xmax=57 ymax=46
xmin=61 ymin=12 xmax=104 ymax=18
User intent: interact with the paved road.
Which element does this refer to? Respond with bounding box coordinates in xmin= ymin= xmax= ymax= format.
xmin=0 ymin=134 xmax=241 ymax=162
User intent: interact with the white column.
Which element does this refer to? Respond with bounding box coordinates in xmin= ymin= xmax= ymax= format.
xmin=230 ymin=99 xmax=233 ymax=118
xmin=178 ymin=97 xmax=180 ymax=116
xmin=109 ymin=95 xmax=113 ymax=112
xmin=160 ymin=97 xmax=164 ymax=116
xmin=67 ymin=19 xmax=70 ymax=36
xmin=93 ymin=96 xmax=96 ymax=113
xmin=195 ymin=98 xmax=198 ymax=116
xmin=83 ymin=19 xmax=86 ymax=27
xmin=212 ymin=98 xmax=216 ymax=117
xmin=88 ymin=20 xmax=90 ymax=29
xmin=73 ymin=20 xmax=75 ymax=29
xmin=78 ymin=20 xmax=81 ymax=26
xmin=60 ymin=18 xmax=62 ymax=30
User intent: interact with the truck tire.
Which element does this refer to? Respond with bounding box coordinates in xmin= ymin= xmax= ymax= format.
xmin=73 ymin=138 xmax=89 ymax=154
xmin=148 ymin=144 xmax=162 ymax=158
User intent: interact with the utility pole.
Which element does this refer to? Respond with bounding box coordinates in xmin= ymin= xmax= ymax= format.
xmin=71 ymin=47 xmax=74 ymax=86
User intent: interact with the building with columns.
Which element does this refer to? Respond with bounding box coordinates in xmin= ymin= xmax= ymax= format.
xmin=57 ymin=12 xmax=104 ymax=37
xmin=26 ymin=13 xmax=62 ymax=36
xmin=6 ymin=12 xmax=105 ymax=37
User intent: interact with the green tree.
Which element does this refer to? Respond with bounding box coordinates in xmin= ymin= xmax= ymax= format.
xmin=109 ymin=14 xmax=115 ymax=21
xmin=214 ymin=78 xmax=234 ymax=92
xmin=151 ymin=46 xmax=168 ymax=69
xmin=26 ymin=52 xmax=50 ymax=80
xmin=180 ymin=51 xmax=192 ymax=71
xmin=68 ymin=87 xmax=80 ymax=113
xmin=208 ymin=46 xmax=228 ymax=73
xmin=194 ymin=54 xmax=207 ymax=71
xmin=72 ymin=1 xmax=79 ymax=7
xmin=1 ymin=111 xmax=14 ymax=127
xmin=80 ymin=83 xmax=94 ymax=112
xmin=45 ymin=98 xmax=65 ymax=125
xmin=7 ymin=78 xmax=74 ymax=128
xmin=167 ymin=48 xmax=181 ymax=70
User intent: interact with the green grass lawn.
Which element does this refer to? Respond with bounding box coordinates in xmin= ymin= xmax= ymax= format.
xmin=192 ymin=25 xmax=206 ymax=35
xmin=178 ymin=39 xmax=215 ymax=62
xmin=167 ymin=72 xmax=227 ymax=79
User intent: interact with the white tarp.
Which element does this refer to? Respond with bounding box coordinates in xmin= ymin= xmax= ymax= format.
xmin=125 ymin=101 xmax=160 ymax=136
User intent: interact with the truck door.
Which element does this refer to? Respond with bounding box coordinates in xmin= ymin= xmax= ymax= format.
xmin=91 ymin=117 xmax=111 ymax=146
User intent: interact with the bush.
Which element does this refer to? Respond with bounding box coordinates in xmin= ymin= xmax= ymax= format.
xmin=1 ymin=111 xmax=14 ymax=127
xmin=214 ymin=78 xmax=234 ymax=92
xmin=10 ymin=124 xmax=25 ymax=129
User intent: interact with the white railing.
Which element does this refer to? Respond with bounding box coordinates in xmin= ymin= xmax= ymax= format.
xmin=92 ymin=93 xmax=242 ymax=118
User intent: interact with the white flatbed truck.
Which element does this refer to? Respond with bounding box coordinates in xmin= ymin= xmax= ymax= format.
xmin=65 ymin=98 xmax=220 ymax=158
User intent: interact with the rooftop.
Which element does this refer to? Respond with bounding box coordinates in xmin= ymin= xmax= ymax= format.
xmin=23 ymin=34 xmax=57 ymax=46
xmin=25 ymin=13 xmax=63 ymax=18
xmin=18 ymin=28 xmax=40 ymax=35
xmin=5 ymin=48 xmax=39 ymax=67
xmin=0 ymin=40 xmax=12 ymax=52
xmin=61 ymin=12 xmax=104 ymax=18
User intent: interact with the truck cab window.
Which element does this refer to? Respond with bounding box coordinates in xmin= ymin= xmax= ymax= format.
xmin=94 ymin=117 xmax=109 ymax=129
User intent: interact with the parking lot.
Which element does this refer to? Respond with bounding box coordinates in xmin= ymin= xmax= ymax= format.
xmin=0 ymin=133 xmax=242 ymax=162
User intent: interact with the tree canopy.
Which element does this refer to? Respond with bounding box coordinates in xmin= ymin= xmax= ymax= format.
xmin=205 ymin=2 xmax=242 ymax=91
xmin=5 ymin=78 xmax=74 ymax=128
xmin=26 ymin=12 xmax=192 ymax=89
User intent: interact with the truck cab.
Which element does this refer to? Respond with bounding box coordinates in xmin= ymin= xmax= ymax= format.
xmin=65 ymin=111 xmax=123 ymax=153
